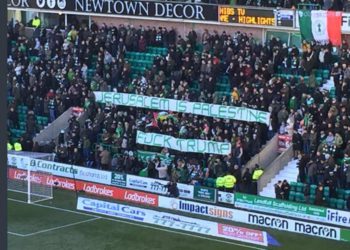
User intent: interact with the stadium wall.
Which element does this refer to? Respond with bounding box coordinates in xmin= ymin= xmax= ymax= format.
xmin=91 ymin=16 xmax=264 ymax=42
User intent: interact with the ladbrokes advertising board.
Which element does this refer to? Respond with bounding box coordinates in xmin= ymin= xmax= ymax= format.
xmin=8 ymin=167 xmax=158 ymax=207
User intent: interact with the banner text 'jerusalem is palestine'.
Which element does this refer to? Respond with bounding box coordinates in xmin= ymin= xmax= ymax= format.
xmin=94 ymin=92 xmax=270 ymax=124
xmin=136 ymin=131 xmax=231 ymax=155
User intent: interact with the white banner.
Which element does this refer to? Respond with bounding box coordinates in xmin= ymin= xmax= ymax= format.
xmin=341 ymin=12 xmax=350 ymax=32
xmin=218 ymin=191 xmax=235 ymax=205
xmin=158 ymin=196 xmax=342 ymax=241
xmin=77 ymin=197 xmax=268 ymax=246
xmin=311 ymin=10 xmax=329 ymax=43
xmin=9 ymin=154 xmax=112 ymax=185
xmin=126 ymin=175 xmax=194 ymax=199
xmin=94 ymin=92 xmax=270 ymax=124
xmin=136 ymin=131 xmax=231 ymax=155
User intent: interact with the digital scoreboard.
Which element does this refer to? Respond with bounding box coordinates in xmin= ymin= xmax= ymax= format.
xmin=219 ymin=6 xmax=275 ymax=26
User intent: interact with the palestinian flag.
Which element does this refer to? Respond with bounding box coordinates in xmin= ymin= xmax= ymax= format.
xmin=299 ymin=10 xmax=342 ymax=46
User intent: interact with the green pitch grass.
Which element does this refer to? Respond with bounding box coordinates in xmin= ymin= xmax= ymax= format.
xmin=7 ymin=189 xmax=350 ymax=250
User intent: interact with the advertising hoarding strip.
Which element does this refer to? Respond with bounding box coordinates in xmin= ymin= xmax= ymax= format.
xmin=8 ymin=154 xmax=350 ymax=228
xmin=8 ymin=167 xmax=159 ymax=207
xmin=8 ymin=166 xmax=348 ymax=242
xmin=94 ymin=92 xmax=270 ymax=124
xmin=235 ymin=193 xmax=327 ymax=217
xmin=158 ymin=196 xmax=344 ymax=241
xmin=77 ymin=197 xmax=268 ymax=246
xmin=234 ymin=193 xmax=350 ymax=228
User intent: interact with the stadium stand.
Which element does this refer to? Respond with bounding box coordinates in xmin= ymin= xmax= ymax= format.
xmin=6 ymin=19 xmax=350 ymax=210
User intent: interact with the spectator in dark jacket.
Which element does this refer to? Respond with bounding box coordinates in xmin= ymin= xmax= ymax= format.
xmin=275 ymin=181 xmax=284 ymax=199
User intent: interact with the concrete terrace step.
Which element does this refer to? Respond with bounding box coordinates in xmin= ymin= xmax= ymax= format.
xmin=259 ymin=159 xmax=299 ymax=198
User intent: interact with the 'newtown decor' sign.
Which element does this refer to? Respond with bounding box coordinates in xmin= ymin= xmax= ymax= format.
xmin=94 ymin=92 xmax=270 ymax=124
xmin=136 ymin=131 xmax=231 ymax=155
xmin=7 ymin=0 xmax=218 ymax=22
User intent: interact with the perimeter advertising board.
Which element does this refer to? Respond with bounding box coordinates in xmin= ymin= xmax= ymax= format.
xmin=77 ymin=197 xmax=268 ymax=246
xmin=8 ymin=154 xmax=350 ymax=228
xmin=158 ymin=196 xmax=345 ymax=241
xmin=126 ymin=175 xmax=194 ymax=199
xmin=234 ymin=193 xmax=350 ymax=228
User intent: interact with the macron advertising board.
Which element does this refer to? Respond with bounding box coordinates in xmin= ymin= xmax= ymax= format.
xmin=77 ymin=197 xmax=268 ymax=246
xmin=158 ymin=196 xmax=349 ymax=242
xmin=234 ymin=193 xmax=350 ymax=228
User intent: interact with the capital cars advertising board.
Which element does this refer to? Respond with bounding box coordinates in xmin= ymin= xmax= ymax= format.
xmin=158 ymin=196 xmax=346 ymax=241
xmin=77 ymin=196 xmax=148 ymax=221
xmin=126 ymin=175 xmax=194 ymax=199
xmin=7 ymin=0 xmax=218 ymax=22
xmin=77 ymin=197 xmax=268 ymax=246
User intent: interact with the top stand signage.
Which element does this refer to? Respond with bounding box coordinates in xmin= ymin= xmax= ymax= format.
xmin=7 ymin=0 xmax=218 ymax=22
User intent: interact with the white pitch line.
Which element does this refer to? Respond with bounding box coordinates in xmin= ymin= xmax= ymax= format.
xmin=8 ymin=198 xmax=265 ymax=250
xmin=8 ymin=231 xmax=26 ymax=237
xmin=22 ymin=217 xmax=100 ymax=237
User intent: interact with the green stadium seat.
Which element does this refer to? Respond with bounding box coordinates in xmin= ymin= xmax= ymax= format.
xmin=207 ymin=178 xmax=215 ymax=188
xmin=289 ymin=191 xmax=296 ymax=201
xmin=310 ymin=194 xmax=316 ymax=204
xmin=323 ymin=70 xmax=330 ymax=79
xmin=295 ymin=192 xmax=305 ymax=202
xmin=344 ymin=190 xmax=350 ymax=200
xmin=316 ymin=77 xmax=323 ymax=85
xmin=329 ymin=198 xmax=337 ymax=208
xmin=337 ymin=189 xmax=345 ymax=199
xmin=315 ymin=69 xmax=322 ymax=78
xmin=336 ymin=199 xmax=345 ymax=210
xmin=19 ymin=122 xmax=26 ymax=130
xmin=324 ymin=187 xmax=330 ymax=197
xmin=290 ymin=182 xmax=297 ymax=192
xmin=310 ymin=185 xmax=317 ymax=195
xmin=296 ymin=182 xmax=304 ymax=192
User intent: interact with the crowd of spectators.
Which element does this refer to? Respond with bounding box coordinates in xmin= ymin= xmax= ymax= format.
xmin=6 ymin=18 xmax=350 ymax=207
